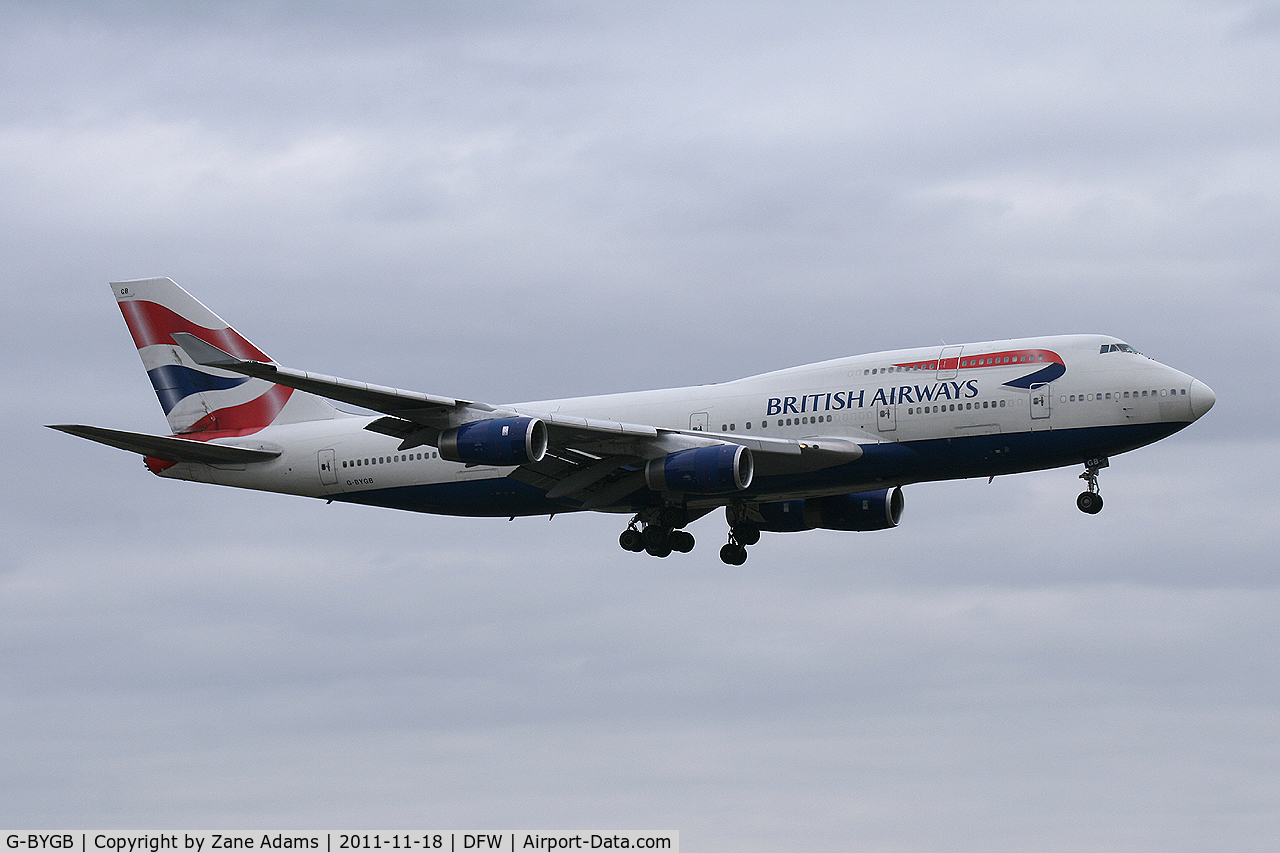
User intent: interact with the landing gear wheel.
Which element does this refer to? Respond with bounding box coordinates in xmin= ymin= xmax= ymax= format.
xmin=643 ymin=525 xmax=671 ymax=551
xmin=659 ymin=505 xmax=689 ymax=529
xmin=731 ymin=524 xmax=760 ymax=546
xmin=1076 ymin=491 xmax=1103 ymax=514
xmin=720 ymin=543 xmax=748 ymax=565
xmin=669 ymin=530 xmax=695 ymax=553
xmin=645 ymin=542 xmax=673 ymax=558
xmin=619 ymin=528 xmax=644 ymax=552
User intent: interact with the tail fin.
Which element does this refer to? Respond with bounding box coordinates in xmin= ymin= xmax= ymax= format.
xmin=112 ymin=278 xmax=337 ymax=435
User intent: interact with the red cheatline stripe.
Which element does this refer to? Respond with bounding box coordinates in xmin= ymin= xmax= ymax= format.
xmin=894 ymin=349 xmax=1063 ymax=371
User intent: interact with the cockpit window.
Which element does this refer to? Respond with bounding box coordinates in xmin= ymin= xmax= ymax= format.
xmin=1101 ymin=343 xmax=1142 ymax=355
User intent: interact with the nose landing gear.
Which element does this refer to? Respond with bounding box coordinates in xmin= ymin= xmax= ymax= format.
xmin=1077 ymin=457 xmax=1108 ymax=514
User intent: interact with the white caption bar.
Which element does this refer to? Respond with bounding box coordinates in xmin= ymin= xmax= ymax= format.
xmin=3 ymin=834 xmax=678 ymax=853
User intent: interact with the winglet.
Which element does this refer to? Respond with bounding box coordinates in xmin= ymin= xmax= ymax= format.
xmin=171 ymin=332 xmax=254 ymax=368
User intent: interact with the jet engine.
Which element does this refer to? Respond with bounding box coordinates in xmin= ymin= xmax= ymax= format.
xmin=752 ymin=487 xmax=904 ymax=532
xmin=645 ymin=444 xmax=754 ymax=494
xmin=438 ymin=416 xmax=548 ymax=466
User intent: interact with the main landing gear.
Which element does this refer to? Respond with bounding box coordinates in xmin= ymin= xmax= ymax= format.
xmin=619 ymin=506 xmax=695 ymax=558
xmin=1076 ymin=457 xmax=1108 ymax=514
xmin=719 ymin=504 xmax=761 ymax=565
xmin=617 ymin=503 xmax=763 ymax=564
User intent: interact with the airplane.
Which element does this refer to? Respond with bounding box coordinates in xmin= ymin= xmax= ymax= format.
xmin=50 ymin=277 xmax=1215 ymax=564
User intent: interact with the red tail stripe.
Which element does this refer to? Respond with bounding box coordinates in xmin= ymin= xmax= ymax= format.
xmin=181 ymin=382 xmax=294 ymax=435
xmin=118 ymin=300 xmax=272 ymax=362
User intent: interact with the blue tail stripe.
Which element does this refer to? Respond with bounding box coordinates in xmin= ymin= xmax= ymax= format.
xmin=147 ymin=364 xmax=249 ymax=414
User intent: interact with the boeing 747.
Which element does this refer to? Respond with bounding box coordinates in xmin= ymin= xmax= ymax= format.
xmin=51 ymin=278 xmax=1215 ymax=564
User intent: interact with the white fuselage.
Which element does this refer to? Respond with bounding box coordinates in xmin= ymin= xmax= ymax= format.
xmin=157 ymin=334 xmax=1213 ymax=517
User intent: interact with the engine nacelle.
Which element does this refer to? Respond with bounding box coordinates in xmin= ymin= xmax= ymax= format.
xmin=645 ymin=444 xmax=753 ymax=494
xmin=753 ymin=487 xmax=905 ymax=532
xmin=438 ymin=416 xmax=548 ymax=466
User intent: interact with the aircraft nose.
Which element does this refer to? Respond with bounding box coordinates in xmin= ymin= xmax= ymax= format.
xmin=1189 ymin=378 xmax=1216 ymax=420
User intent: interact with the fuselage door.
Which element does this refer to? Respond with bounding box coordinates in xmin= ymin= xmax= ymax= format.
xmin=318 ymin=449 xmax=338 ymax=485
xmin=878 ymin=404 xmax=897 ymax=432
xmin=690 ymin=412 xmax=710 ymax=432
xmin=937 ymin=346 xmax=964 ymax=380
xmin=1030 ymin=383 xmax=1051 ymax=420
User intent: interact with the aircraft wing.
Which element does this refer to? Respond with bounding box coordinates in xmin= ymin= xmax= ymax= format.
xmin=173 ymin=333 xmax=866 ymax=506
xmin=171 ymin=333 xmax=483 ymax=423
xmin=47 ymin=424 xmax=281 ymax=465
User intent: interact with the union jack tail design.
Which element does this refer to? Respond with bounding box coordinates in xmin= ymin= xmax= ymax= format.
xmin=112 ymin=278 xmax=337 ymax=436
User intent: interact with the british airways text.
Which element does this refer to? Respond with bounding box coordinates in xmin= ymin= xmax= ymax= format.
xmin=766 ymin=380 xmax=979 ymax=415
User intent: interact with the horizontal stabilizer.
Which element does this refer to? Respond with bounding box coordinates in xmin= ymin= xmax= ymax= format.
xmin=47 ymin=424 xmax=281 ymax=465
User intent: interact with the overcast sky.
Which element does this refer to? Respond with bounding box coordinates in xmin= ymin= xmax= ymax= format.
xmin=3 ymin=2 xmax=1279 ymax=850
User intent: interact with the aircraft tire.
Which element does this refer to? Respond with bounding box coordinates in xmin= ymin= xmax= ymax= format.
xmin=732 ymin=524 xmax=761 ymax=546
xmin=619 ymin=529 xmax=644 ymax=552
xmin=720 ymin=543 xmax=748 ymax=565
xmin=1076 ymin=491 xmax=1103 ymax=514
xmin=670 ymin=530 xmax=695 ymax=553
xmin=659 ymin=506 xmax=689 ymax=529
xmin=643 ymin=525 xmax=671 ymax=550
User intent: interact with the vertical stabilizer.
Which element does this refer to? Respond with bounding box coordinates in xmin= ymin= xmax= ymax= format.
xmin=112 ymin=278 xmax=338 ymax=435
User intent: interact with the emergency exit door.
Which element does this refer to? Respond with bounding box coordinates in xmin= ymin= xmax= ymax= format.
xmin=1030 ymin=384 xmax=1051 ymax=420
xmin=318 ymin=449 xmax=338 ymax=485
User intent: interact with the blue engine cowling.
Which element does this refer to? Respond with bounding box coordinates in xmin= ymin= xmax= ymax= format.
xmin=438 ymin=417 xmax=548 ymax=466
xmin=753 ymin=487 xmax=904 ymax=532
xmin=645 ymin=445 xmax=754 ymax=494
